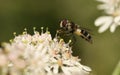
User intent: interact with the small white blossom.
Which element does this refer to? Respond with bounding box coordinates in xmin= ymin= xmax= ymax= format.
xmin=0 ymin=28 xmax=91 ymax=75
xmin=95 ymin=0 xmax=120 ymax=33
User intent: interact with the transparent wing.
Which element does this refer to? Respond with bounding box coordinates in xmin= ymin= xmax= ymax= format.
xmin=76 ymin=24 xmax=93 ymax=35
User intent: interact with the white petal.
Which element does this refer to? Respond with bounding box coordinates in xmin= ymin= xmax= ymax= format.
xmin=98 ymin=17 xmax=113 ymax=33
xmin=110 ymin=24 xmax=117 ymax=33
xmin=53 ymin=64 xmax=59 ymax=74
xmin=69 ymin=67 xmax=82 ymax=75
xmin=44 ymin=66 xmax=51 ymax=72
xmin=97 ymin=4 xmax=108 ymax=10
xmin=98 ymin=22 xmax=111 ymax=33
xmin=62 ymin=66 xmax=90 ymax=75
xmin=82 ymin=65 xmax=92 ymax=72
xmin=114 ymin=16 xmax=120 ymax=24
xmin=96 ymin=0 xmax=109 ymax=3
xmin=62 ymin=67 xmax=71 ymax=75
xmin=95 ymin=16 xmax=112 ymax=26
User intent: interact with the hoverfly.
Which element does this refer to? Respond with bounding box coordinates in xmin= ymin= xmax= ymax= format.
xmin=57 ymin=19 xmax=92 ymax=43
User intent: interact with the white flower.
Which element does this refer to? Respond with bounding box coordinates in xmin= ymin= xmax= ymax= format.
xmin=97 ymin=0 xmax=120 ymax=14
xmin=95 ymin=0 xmax=120 ymax=33
xmin=0 ymin=49 xmax=8 ymax=67
xmin=95 ymin=16 xmax=120 ymax=33
xmin=0 ymin=27 xmax=91 ymax=75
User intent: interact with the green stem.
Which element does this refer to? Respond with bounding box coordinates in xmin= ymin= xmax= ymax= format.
xmin=112 ymin=61 xmax=120 ymax=75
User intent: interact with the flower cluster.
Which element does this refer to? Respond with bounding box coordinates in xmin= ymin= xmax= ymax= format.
xmin=0 ymin=28 xmax=91 ymax=75
xmin=95 ymin=0 xmax=120 ymax=33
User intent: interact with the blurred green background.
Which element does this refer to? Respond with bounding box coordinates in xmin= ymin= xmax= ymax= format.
xmin=0 ymin=0 xmax=120 ymax=75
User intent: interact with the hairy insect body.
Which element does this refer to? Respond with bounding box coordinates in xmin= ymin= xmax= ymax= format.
xmin=58 ymin=19 xmax=92 ymax=43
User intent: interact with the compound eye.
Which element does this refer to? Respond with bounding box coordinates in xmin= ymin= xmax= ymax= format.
xmin=60 ymin=19 xmax=68 ymax=27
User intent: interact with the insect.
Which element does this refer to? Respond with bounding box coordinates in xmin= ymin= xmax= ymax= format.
xmin=57 ymin=19 xmax=92 ymax=43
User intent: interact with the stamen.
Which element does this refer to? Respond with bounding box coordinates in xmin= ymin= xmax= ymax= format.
xmin=13 ymin=32 xmax=16 ymax=37
xmin=33 ymin=27 xmax=36 ymax=32
xmin=23 ymin=28 xmax=27 ymax=34
xmin=41 ymin=27 xmax=44 ymax=34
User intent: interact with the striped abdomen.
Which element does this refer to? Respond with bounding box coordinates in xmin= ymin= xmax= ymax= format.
xmin=74 ymin=29 xmax=92 ymax=43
